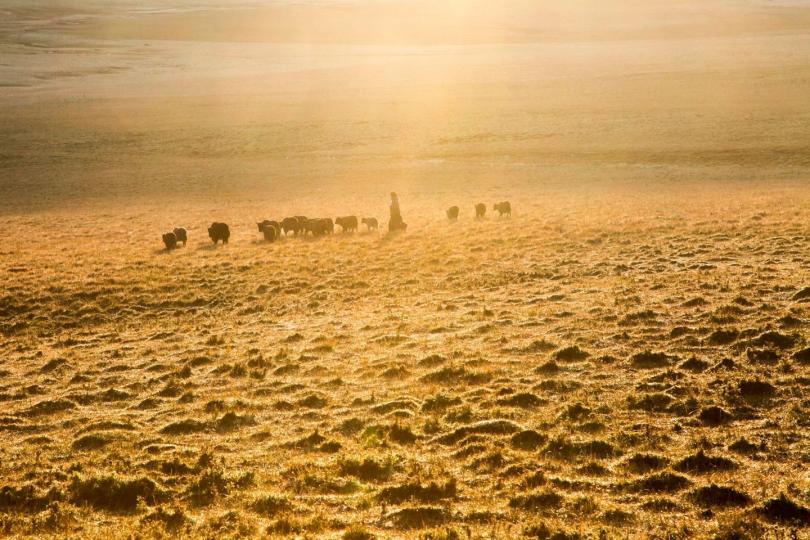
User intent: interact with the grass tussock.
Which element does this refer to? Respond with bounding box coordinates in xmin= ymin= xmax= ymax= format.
xmin=673 ymin=450 xmax=737 ymax=474
xmin=509 ymin=489 xmax=564 ymax=511
xmin=251 ymin=494 xmax=292 ymax=516
xmin=432 ymin=419 xmax=522 ymax=445
xmin=543 ymin=436 xmax=621 ymax=462
xmin=141 ymin=505 xmax=189 ymax=532
xmin=378 ymin=479 xmax=457 ymax=504
xmin=621 ymin=453 xmax=669 ymax=474
xmin=758 ymin=493 xmax=810 ymax=525
xmin=690 ymin=484 xmax=751 ymax=508
xmin=386 ymin=507 xmax=447 ymax=529
xmin=338 ymin=456 xmax=395 ymax=482
xmin=69 ymin=475 xmax=165 ymax=512
xmin=628 ymin=472 xmax=691 ymax=494
xmin=630 ymin=351 xmax=677 ymax=369
xmin=553 ymin=346 xmax=590 ymax=362
xmin=420 ymin=366 xmax=491 ymax=386
xmin=3 ymin=170 xmax=810 ymax=537
xmin=0 ymin=484 xmax=62 ymax=512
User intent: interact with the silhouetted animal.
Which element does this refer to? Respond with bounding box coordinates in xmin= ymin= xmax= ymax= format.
xmin=304 ymin=219 xmax=319 ymax=236
xmin=305 ymin=218 xmax=331 ymax=236
xmin=258 ymin=220 xmax=281 ymax=237
xmin=162 ymin=232 xmax=178 ymax=250
xmin=335 ymin=216 xmax=358 ymax=233
xmin=475 ymin=203 xmax=486 ymax=219
xmin=257 ymin=220 xmax=277 ymax=232
xmin=281 ymin=217 xmax=303 ymax=236
xmin=294 ymin=216 xmax=308 ymax=235
xmin=362 ymin=217 xmax=378 ymax=231
xmin=493 ymin=201 xmax=511 ymax=217
xmin=447 ymin=206 xmax=460 ymax=221
xmin=172 ymin=227 xmax=187 ymax=246
xmin=261 ymin=224 xmax=277 ymax=242
xmin=208 ymin=222 xmax=230 ymax=244
xmin=258 ymin=221 xmax=279 ymax=242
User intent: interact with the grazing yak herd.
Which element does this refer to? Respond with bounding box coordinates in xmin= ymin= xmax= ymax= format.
xmin=447 ymin=201 xmax=511 ymax=221
xmin=161 ymin=202 xmax=511 ymax=250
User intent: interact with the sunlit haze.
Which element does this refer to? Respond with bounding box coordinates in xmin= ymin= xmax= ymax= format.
xmin=2 ymin=2 xmax=810 ymax=538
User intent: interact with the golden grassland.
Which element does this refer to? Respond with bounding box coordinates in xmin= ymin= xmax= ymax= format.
xmin=3 ymin=1 xmax=810 ymax=537
xmin=3 ymin=184 xmax=810 ymax=539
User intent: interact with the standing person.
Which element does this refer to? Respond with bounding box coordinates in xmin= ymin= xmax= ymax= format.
xmin=388 ymin=192 xmax=407 ymax=232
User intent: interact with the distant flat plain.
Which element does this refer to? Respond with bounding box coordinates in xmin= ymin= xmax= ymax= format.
xmin=1 ymin=0 xmax=810 ymax=212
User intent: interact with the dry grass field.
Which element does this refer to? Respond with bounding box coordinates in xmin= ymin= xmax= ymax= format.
xmin=3 ymin=1 xmax=810 ymax=538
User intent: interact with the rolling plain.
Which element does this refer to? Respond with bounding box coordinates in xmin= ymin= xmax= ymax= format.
xmin=2 ymin=1 xmax=810 ymax=538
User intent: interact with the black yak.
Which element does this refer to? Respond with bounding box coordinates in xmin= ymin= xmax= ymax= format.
xmin=335 ymin=216 xmax=358 ymax=233
xmin=281 ymin=217 xmax=303 ymax=236
xmin=447 ymin=206 xmax=460 ymax=221
xmin=208 ymin=222 xmax=230 ymax=244
xmin=305 ymin=218 xmax=332 ymax=236
xmin=475 ymin=203 xmax=486 ymax=219
xmin=261 ymin=224 xmax=277 ymax=242
xmin=304 ymin=218 xmax=321 ymax=236
xmin=493 ymin=201 xmax=511 ymax=217
xmin=258 ymin=221 xmax=279 ymax=242
xmin=258 ymin=220 xmax=281 ymax=237
xmin=362 ymin=217 xmax=378 ymax=231
xmin=172 ymin=227 xmax=187 ymax=246
xmin=162 ymin=232 xmax=178 ymax=250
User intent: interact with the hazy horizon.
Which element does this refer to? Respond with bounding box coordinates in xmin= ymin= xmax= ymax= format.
xmin=3 ymin=2 xmax=810 ymax=539
xmin=2 ymin=1 xmax=810 ymax=215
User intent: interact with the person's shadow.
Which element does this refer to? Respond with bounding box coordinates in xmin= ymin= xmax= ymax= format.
xmin=377 ymin=228 xmax=405 ymax=246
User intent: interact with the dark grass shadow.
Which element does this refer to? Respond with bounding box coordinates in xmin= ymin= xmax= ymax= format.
xmin=376 ymin=229 xmax=405 ymax=247
xmin=196 ymin=242 xmax=224 ymax=251
xmin=300 ymin=234 xmax=330 ymax=242
xmin=250 ymin=238 xmax=285 ymax=246
xmin=152 ymin=244 xmax=188 ymax=255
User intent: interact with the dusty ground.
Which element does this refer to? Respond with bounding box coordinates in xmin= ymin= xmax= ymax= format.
xmin=2 ymin=1 xmax=810 ymax=538
xmin=5 ymin=185 xmax=810 ymax=539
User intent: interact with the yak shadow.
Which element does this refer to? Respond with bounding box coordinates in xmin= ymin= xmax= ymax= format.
xmin=301 ymin=234 xmax=329 ymax=242
xmin=152 ymin=244 xmax=188 ymax=255
xmin=250 ymin=238 xmax=282 ymax=246
xmin=196 ymin=242 xmax=224 ymax=251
